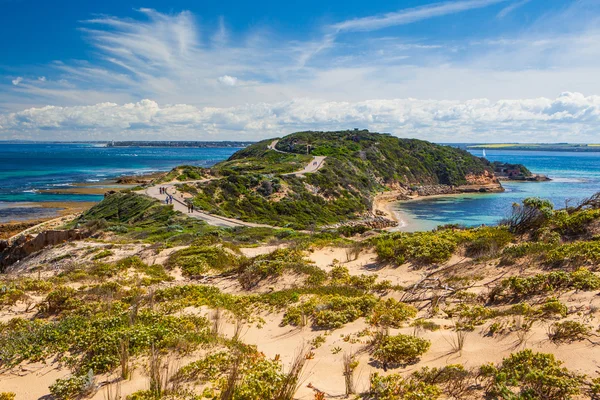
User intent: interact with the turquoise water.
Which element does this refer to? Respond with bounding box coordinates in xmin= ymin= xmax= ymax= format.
xmin=394 ymin=150 xmax=600 ymax=231
xmin=0 ymin=143 xmax=239 ymax=222
xmin=3 ymin=144 xmax=599 ymax=228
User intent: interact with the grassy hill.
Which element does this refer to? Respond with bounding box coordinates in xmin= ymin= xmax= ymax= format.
xmin=181 ymin=130 xmax=499 ymax=229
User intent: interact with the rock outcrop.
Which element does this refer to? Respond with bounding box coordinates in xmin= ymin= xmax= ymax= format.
xmin=0 ymin=229 xmax=89 ymax=271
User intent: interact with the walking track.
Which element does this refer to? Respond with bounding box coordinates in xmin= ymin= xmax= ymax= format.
xmin=142 ymin=141 xmax=326 ymax=228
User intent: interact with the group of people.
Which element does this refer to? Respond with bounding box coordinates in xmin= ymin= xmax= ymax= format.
xmin=159 ymin=187 xmax=174 ymax=204
xmin=186 ymin=202 xmax=194 ymax=213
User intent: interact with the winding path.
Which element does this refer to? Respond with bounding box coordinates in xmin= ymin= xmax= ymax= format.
xmin=141 ymin=141 xmax=326 ymax=228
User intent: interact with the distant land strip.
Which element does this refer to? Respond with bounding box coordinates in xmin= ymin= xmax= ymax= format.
xmin=467 ymin=143 xmax=600 ymax=151
xmin=106 ymin=141 xmax=256 ymax=148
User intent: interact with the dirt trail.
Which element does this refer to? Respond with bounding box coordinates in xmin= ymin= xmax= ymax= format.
xmin=142 ymin=140 xmax=327 ymax=228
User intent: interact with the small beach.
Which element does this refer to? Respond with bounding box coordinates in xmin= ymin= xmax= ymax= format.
xmin=391 ymin=149 xmax=600 ymax=231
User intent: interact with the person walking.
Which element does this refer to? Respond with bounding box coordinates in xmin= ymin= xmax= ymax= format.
xmin=190 ymin=203 xmax=194 ymax=213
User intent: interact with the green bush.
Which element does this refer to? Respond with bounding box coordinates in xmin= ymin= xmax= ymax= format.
xmin=281 ymin=294 xmax=378 ymax=329
xmin=49 ymin=370 xmax=95 ymax=400
xmin=479 ymin=349 xmax=584 ymax=399
xmin=365 ymin=373 xmax=441 ymax=400
xmin=489 ymin=268 xmax=600 ymax=302
xmin=540 ymin=298 xmax=568 ymax=318
xmin=40 ymin=286 xmax=81 ymax=314
xmin=545 ymin=241 xmax=600 ymax=267
xmin=464 ymin=227 xmax=513 ymax=257
xmin=372 ymin=334 xmax=431 ymax=367
xmin=369 ymin=298 xmax=417 ymax=328
xmin=412 ymin=364 xmax=473 ymax=399
xmin=238 ymin=248 xmax=324 ymax=289
xmin=167 ymin=245 xmax=238 ymax=276
xmin=548 ymin=321 xmax=591 ymax=343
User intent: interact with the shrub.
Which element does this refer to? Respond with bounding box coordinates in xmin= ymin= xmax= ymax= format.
xmin=281 ymin=294 xmax=378 ymax=330
xmin=238 ymin=249 xmax=324 ymax=289
xmin=0 ymin=393 xmax=15 ymax=400
xmin=173 ymin=352 xmax=232 ymax=382
xmin=40 ymin=286 xmax=81 ymax=314
xmin=545 ymin=241 xmax=600 ymax=267
xmin=548 ymin=321 xmax=591 ymax=343
xmin=49 ymin=370 xmax=95 ymax=400
xmin=489 ymin=268 xmax=600 ymax=302
xmin=464 ymin=227 xmax=513 ymax=257
xmin=502 ymin=197 xmax=553 ymax=234
xmin=480 ymin=349 xmax=584 ymax=399
xmin=540 ymin=298 xmax=568 ymax=318
xmin=375 ymin=231 xmax=460 ymax=265
xmin=412 ymin=364 xmax=473 ymax=399
xmin=92 ymin=249 xmax=113 ymax=260
xmin=365 ymin=373 xmax=441 ymax=400
xmin=372 ymin=334 xmax=431 ymax=368
xmin=369 ymin=298 xmax=417 ymax=328
xmin=167 ymin=245 xmax=238 ymax=276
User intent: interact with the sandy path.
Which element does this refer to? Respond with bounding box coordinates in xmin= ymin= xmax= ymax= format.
xmin=141 ymin=140 xmax=327 ymax=229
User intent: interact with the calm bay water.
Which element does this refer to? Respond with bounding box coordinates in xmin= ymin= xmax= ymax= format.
xmin=394 ymin=150 xmax=600 ymax=231
xmin=0 ymin=143 xmax=239 ymax=222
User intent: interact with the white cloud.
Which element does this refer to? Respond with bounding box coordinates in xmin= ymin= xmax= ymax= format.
xmin=1 ymin=92 xmax=599 ymax=142
xmin=3 ymin=3 xmax=600 ymax=142
xmin=217 ymin=75 xmax=237 ymax=86
xmin=497 ymin=0 xmax=531 ymax=18
xmin=332 ymin=0 xmax=508 ymax=32
xmin=38 ymin=76 xmax=47 ymax=82
xmin=11 ymin=77 xmax=23 ymax=86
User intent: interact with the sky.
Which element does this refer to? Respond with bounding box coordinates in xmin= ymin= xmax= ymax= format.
xmin=2 ymin=0 xmax=600 ymax=142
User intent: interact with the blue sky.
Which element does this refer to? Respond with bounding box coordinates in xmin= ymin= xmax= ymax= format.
xmin=1 ymin=0 xmax=600 ymax=142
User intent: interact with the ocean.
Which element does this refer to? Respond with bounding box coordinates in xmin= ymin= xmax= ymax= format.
xmin=0 ymin=143 xmax=240 ymax=222
xmin=394 ymin=149 xmax=600 ymax=231
xmin=1 ymin=144 xmax=599 ymax=228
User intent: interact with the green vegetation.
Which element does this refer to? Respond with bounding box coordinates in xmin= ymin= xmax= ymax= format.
xmin=375 ymin=226 xmax=513 ymax=265
xmin=167 ymin=245 xmax=239 ymax=276
xmin=181 ymin=130 xmax=496 ymax=229
xmin=369 ymin=298 xmax=417 ymax=328
xmin=281 ymin=294 xmax=378 ymax=329
xmin=160 ymin=165 xmax=209 ymax=182
xmin=237 ymin=248 xmax=325 ymax=289
xmin=365 ymin=373 xmax=441 ymax=400
xmin=371 ymin=333 xmax=431 ymax=367
xmin=489 ymin=268 xmax=600 ymax=302
xmin=480 ymin=350 xmax=585 ymax=399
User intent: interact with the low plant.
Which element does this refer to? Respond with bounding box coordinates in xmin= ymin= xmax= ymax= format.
xmin=365 ymin=373 xmax=441 ymax=400
xmin=369 ymin=298 xmax=417 ymax=328
xmin=413 ymin=364 xmax=474 ymax=399
xmin=371 ymin=333 xmax=431 ymax=369
xmin=479 ymin=349 xmax=585 ymax=399
xmin=49 ymin=370 xmax=96 ymax=400
xmin=547 ymin=321 xmax=591 ymax=343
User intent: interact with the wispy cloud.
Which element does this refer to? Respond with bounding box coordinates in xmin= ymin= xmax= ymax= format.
xmin=331 ymin=0 xmax=509 ymax=32
xmin=497 ymin=0 xmax=531 ymax=18
xmin=2 ymin=2 xmax=600 ymax=142
xmin=11 ymin=77 xmax=22 ymax=85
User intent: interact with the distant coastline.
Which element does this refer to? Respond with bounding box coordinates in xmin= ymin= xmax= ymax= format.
xmin=465 ymin=143 xmax=600 ymax=152
xmin=106 ymin=141 xmax=255 ymax=148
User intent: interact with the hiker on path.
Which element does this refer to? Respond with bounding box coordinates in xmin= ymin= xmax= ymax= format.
xmin=190 ymin=203 xmax=194 ymax=213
